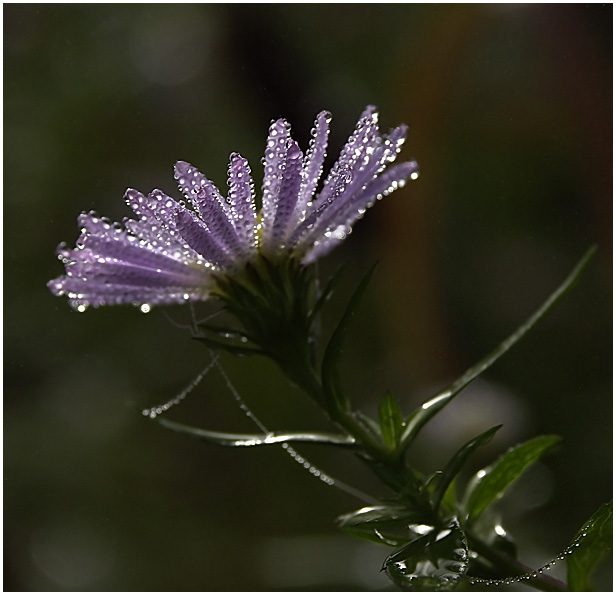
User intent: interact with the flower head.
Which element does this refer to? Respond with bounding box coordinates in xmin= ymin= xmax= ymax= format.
xmin=48 ymin=107 xmax=418 ymax=311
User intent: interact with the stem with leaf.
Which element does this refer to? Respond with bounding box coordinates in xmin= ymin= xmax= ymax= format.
xmin=151 ymin=246 xmax=607 ymax=592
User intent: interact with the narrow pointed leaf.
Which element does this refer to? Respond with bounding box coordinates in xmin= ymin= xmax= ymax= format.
xmin=431 ymin=425 xmax=501 ymax=512
xmin=379 ymin=392 xmax=404 ymax=451
xmin=440 ymin=478 xmax=458 ymax=515
xmin=566 ymin=501 xmax=612 ymax=591
xmin=321 ymin=263 xmax=377 ymax=413
xmin=399 ymin=246 xmax=596 ymax=452
xmin=152 ymin=417 xmax=356 ymax=448
xmin=463 ymin=435 xmax=561 ymax=524
xmin=383 ymin=518 xmax=469 ymax=591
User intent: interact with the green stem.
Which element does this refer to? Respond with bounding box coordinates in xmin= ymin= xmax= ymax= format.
xmin=154 ymin=417 xmax=357 ymax=448
xmin=280 ymin=357 xmax=423 ymax=499
xmin=278 ymin=356 xmax=387 ymax=458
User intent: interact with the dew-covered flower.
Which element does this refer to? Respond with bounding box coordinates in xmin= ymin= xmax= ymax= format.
xmin=48 ymin=107 xmax=419 ymax=312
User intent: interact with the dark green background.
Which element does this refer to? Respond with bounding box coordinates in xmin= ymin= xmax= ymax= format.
xmin=4 ymin=4 xmax=612 ymax=590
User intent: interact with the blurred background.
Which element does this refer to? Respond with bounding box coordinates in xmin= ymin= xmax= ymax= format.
xmin=4 ymin=4 xmax=612 ymax=590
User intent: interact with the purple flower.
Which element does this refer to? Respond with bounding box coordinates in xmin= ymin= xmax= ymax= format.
xmin=48 ymin=107 xmax=419 ymax=312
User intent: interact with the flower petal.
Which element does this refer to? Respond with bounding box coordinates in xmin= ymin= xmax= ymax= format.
xmin=173 ymin=208 xmax=233 ymax=268
xmin=265 ymin=140 xmax=304 ymax=252
xmin=48 ymin=211 xmax=214 ymax=310
xmin=261 ymin=118 xmax=291 ymax=242
xmin=291 ymin=110 xmax=331 ymax=225
xmin=78 ymin=210 xmax=201 ymax=271
xmin=298 ymin=126 xmax=410 ymax=248
xmin=312 ymin=106 xmax=379 ymax=212
xmin=301 ymin=160 xmax=419 ymax=263
xmin=175 ymin=160 xmax=231 ymax=216
xmin=226 ymin=152 xmax=258 ymax=255
xmin=190 ymin=182 xmax=245 ymax=258
xmin=47 ymin=275 xmax=211 ymax=310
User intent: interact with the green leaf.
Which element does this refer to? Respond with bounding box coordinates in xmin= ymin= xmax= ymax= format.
xmin=399 ymin=246 xmax=596 ymax=453
xmin=338 ymin=504 xmax=423 ymax=546
xmin=462 ymin=435 xmax=561 ymax=525
xmin=383 ymin=517 xmax=469 ymax=591
xmin=431 ymin=425 xmax=501 ymax=513
xmin=379 ymin=392 xmax=404 ymax=451
xmin=566 ymin=501 xmax=612 ymax=591
xmin=152 ymin=417 xmax=357 ymax=448
xmin=321 ymin=263 xmax=377 ymax=414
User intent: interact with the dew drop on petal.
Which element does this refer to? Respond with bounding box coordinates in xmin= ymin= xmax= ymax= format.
xmin=140 ymin=304 xmax=151 ymax=314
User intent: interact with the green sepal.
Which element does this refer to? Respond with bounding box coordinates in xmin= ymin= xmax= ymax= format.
xmin=211 ymin=255 xmax=320 ymax=376
xmin=321 ymin=263 xmax=377 ymax=415
xmin=152 ymin=417 xmax=357 ymax=448
xmin=378 ymin=391 xmax=404 ymax=452
xmin=566 ymin=501 xmax=612 ymax=591
xmin=308 ymin=262 xmax=347 ymax=325
xmin=383 ymin=517 xmax=469 ymax=591
xmin=399 ymin=246 xmax=596 ymax=453
xmin=462 ymin=434 xmax=561 ymax=525
xmin=430 ymin=425 xmax=501 ymax=513
xmin=193 ymin=336 xmax=265 ymax=358
xmin=196 ymin=323 xmax=255 ymax=343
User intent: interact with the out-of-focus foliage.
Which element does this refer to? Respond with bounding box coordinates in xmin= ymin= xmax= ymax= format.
xmin=4 ymin=4 xmax=611 ymax=590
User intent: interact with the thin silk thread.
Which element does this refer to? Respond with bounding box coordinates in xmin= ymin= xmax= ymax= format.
xmin=467 ymin=521 xmax=592 ymax=587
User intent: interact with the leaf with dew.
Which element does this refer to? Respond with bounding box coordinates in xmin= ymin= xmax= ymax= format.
xmin=462 ymin=434 xmax=561 ymax=525
xmin=383 ymin=517 xmax=469 ymax=591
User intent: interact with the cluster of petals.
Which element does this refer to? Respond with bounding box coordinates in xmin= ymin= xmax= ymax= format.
xmin=48 ymin=106 xmax=419 ymax=311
